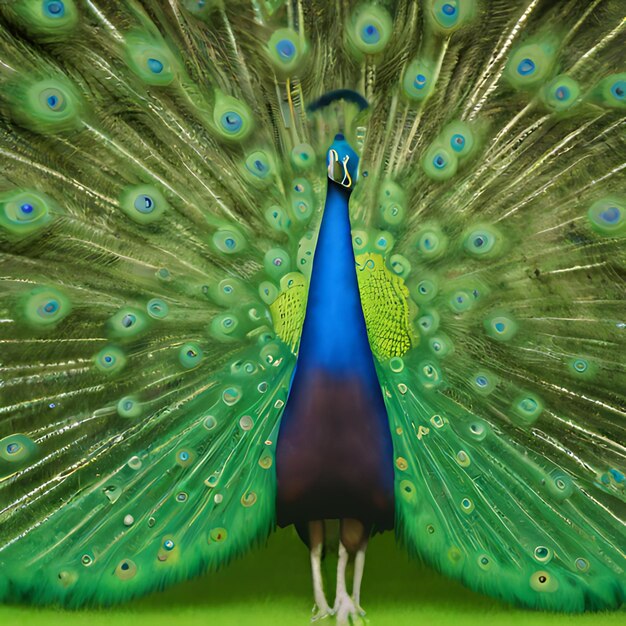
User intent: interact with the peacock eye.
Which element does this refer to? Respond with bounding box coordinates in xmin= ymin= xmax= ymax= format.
xmin=349 ymin=6 xmax=392 ymax=54
xmin=361 ymin=23 xmax=381 ymax=44
xmin=450 ymin=134 xmax=465 ymax=151
xmin=117 ymin=396 xmax=142 ymax=419
xmin=221 ymin=112 xmax=243 ymax=132
xmin=268 ymin=28 xmax=306 ymax=72
xmin=433 ymin=154 xmax=446 ymax=169
xmin=147 ymin=298 xmax=168 ymax=319
xmin=610 ymin=80 xmax=625 ymax=100
xmin=276 ymin=39 xmax=296 ymax=59
xmin=40 ymin=88 xmax=66 ymax=112
xmin=44 ymin=1 xmax=66 ymax=17
xmin=556 ymin=86 xmax=569 ymax=100
xmin=146 ymin=57 xmax=164 ymax=74
xmin=517 ymin=58 xmax=536 ymax=76
xmin=587 ymin=198 xmax=624 ymax=234
xmin=432 ymin=1 xmax=459 ymax=29
xmin=179 ymin=342 xmax=203 ymax=369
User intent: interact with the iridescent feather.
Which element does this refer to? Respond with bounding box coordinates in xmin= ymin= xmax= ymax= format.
xmin=0 ymin=0 xmax=624 ymax=613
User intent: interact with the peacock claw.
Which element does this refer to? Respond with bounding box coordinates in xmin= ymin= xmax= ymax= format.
xmin=333 ymin=592 xmax=366 ymax=625
xmin=311 ymin=603 xmax=333 ymax=622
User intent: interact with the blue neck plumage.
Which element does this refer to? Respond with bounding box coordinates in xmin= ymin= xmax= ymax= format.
xmin=294 ymin=135 xmax=378 ymax=382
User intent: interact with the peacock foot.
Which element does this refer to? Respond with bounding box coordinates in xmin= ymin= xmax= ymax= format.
xmin=333 ymin=592 xmax=366 ymax=625
xmin=311 ymin=602 xmax=334 ymax=622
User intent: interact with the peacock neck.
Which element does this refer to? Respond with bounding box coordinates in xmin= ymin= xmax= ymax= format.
xmin=294 ymin=139 xmax=378 ymax=382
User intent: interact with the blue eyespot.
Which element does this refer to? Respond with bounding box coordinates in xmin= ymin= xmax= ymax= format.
xmin=611 ymin=81 xmax=625 ymax=100
xmin=276 ymin=39 xmax=296 ymax=59
xmin=414 ymin=73 xmax=427 ymax=89
xmin=555 ymin=85 xmax=570 ymax=101
xmin=41 ymin=300 xmax=59 ymax=315
xmin=221 ymin=112 xmax=243 ymax=133
xmin=494 ymin=322 xmax=505 ymax=332
xmin=224 ymin=237 xmax=235 ymax=249
xmin=20 ymin=203 xmax=34 ymax=214
xmin=362 ymin=24 xmax=380 ymax=44
xmin=163 ymin=539 xmax=175 ymax=551
xmin=41 ymin=88 xmax=66 ymax=112
xmin=476 ymin=376 xmax=488 ymax=387
xmin=600 ymin=206 xmax=620 ymax=223
xmin=433 ymin=154 xmax=446 ymax=169
xmin=517 ymin=58 xmax=536 ymax=76
xmin=122 ymin=314 xmax=136 ymax=328
xmin=134 ymin=194 xmax=154 ymax=214
xmin=433 ymin=0 xmax=460 ymax=29
xmin=179 ymin=451 xmax=189 ymax=461
xmin=44 ymin=1 xmax=65 ymax=17
xmin=6 ymin=443 xmax=20 ymax=454
xmin=104 ymin=355 xmax=113 ymax=363
xmin=450 ymin=134 xmax=465 ymax=151
xmin=147 ymin=58 xmax=164 ymax=74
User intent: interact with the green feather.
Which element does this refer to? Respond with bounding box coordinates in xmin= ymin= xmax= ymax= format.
xmin=0 ymin=0 xmax=624 ymax=614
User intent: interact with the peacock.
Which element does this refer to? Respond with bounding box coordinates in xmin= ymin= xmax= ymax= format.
xmin=0 ymin=0 xmax=624 ymax=622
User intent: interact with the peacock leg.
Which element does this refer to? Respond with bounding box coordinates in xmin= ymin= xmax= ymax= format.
xmin=308 ymin=520 xmax=333 ymax=621
xmin=352 ymin=539 xmax=368 ymax=616
xmin=333 ymin=519 xmax=368 ymax=624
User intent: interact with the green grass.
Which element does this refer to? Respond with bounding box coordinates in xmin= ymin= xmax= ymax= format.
xmin=2 ymin=528 xmax=624 ymax=625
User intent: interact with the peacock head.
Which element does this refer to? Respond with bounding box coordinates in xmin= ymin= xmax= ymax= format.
xmin=327 ymin=134 xmax=360 ymax=189
xmin=307 ymin=89 xmax=367 ymax=189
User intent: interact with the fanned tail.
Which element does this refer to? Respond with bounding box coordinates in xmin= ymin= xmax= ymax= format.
xmin=348 ymin=0 xmax=626 ymax=612
xmin=0 ymin=0 xmax=361 ymax=606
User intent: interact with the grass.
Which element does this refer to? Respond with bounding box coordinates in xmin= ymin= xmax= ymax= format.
xmin=1 ymin=528 xmax=624 ymax=625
